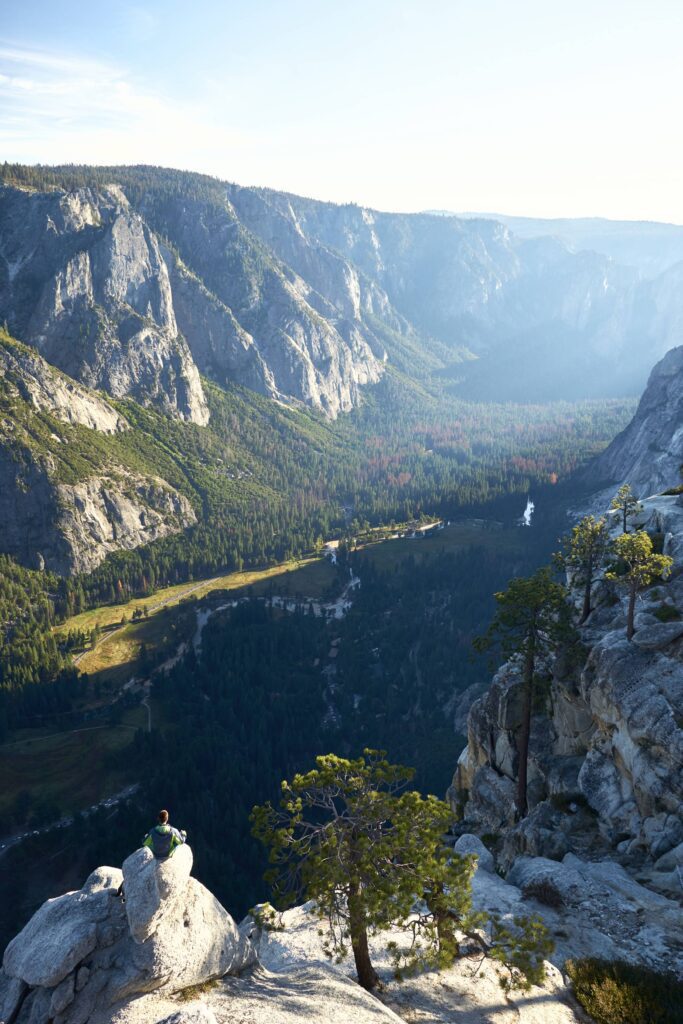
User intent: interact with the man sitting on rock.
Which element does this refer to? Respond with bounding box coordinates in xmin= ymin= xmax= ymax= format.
xmin=143 ymin=808 xmax=187 ymax=858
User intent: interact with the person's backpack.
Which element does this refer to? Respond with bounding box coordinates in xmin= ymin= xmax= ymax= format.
xmin=149 ymin=825 xmax=174 ymax=858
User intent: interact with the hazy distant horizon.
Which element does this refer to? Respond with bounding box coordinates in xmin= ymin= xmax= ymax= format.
xmin=6 ymin=159 xmax=683 ymax=231
xmin=2 ymin=1 xmax=683 ymax=222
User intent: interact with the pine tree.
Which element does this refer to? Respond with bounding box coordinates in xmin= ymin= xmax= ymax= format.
xmin=474 ymin=567 xmax=574 ymax=819
xmin=606 ymin=532 xmax=673 ymax=639
xmin=610 ymin=484 xmax=643 ymax=534
xmin=556 ymin=515 xmax=609 ymax=623
xmin=251 ymin=750 xmax=552 ymax=990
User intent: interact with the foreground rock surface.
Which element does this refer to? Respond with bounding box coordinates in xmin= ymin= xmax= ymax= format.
xmin=1 ymin=871 xmax=595 ymax=1024
xmin=100 ymin=901 xmax=586 ymax=1024
xmin=0 ymin=846 xmax=256 ymax=1024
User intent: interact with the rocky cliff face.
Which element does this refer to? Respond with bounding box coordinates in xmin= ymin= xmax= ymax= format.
xmin=5 ymin=168 xmax=683 ymax=415
xmin=583 ymin=344 xmax=683 ymax=497
xmin=0 ymin=180 xmax=387 ymax=421
xmin=140 ymin=192 xmax=384 ymax=417
xmin=0 ymin=185 xmax=209 ymax=425
xmin=0 ymin=334 xmax=128 ymax=433
xmin=0 ymin=333 xmax=196 ymax=574
xmin=452 ymin=493 xmax=683 ymax=901
xmin=0 ymin=447 xmax=196 ymax=575
xmin=231 ymin=184 xmax=683 ymax=400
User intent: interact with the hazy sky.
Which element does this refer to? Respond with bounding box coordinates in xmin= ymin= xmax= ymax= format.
xmin=1 ymin=0 xmax=682 ymax=220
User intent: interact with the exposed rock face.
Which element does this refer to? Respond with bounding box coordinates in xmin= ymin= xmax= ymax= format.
xmin=163 ymin=251 xmax=276 ymax=401
xmin=228 ymin=185 xmax=682 ymax=400
xmin=0 ymin=846 xmax=256 ymax=1024
xmin=144 ymin=194 xmax=384 ymax=418
xmin=0 ymin=437 xmax=196 ymax=575
xmin=452 ymin=494 xmax=683 ymax=895
xmin=122 ymin=846 xmax=194 ymax=944
xmin=0 ymin=327 xmax=197 ymax=574
xmin=584 ymin=344 xmax=683 ymax=497
xmin=6 ymin=169 xmax=683 ymax=415
xmin=55 ymin=475 xmax=196 ymax=575
xmin=0 ymin=335 xmax=128 ymax=433
xmin=225 ymin=185 xmax=408 ymax=334
xmin=0 ymin=180 xmax=389 ymax=421
xmin=0 ymin=184 xmax=209 ymax=424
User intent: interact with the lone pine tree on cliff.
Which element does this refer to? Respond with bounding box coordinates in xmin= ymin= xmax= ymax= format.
xmin=556 ymin=514 xmax=610 ymax=623
xmin=474 ymin=567 xmax=575 ymax=819
xmin=607 ymin=531 xmax=673 ymax=640
xmin=610 ymin=483 xmax=643 ymax=534
xmin=251 ymin=750 xmax=551 ymax=991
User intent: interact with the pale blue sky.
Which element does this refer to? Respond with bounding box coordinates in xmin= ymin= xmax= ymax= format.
xmin=1 ymin=1 xmax=682 ymax=220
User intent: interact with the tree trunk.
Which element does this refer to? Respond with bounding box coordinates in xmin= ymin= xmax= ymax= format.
xmin=348 ymin=881 xmax=379 ymax=991
xmin=432 ymin=882 xmax=459 ymax=959
xmin=516 ymin=641 xmax=535 ymax=820
xmin=580 ymin=553 xmax=593 ymax=624
xmin=623 ymin=508 xmax=628 ymax=533
xmin=627 ymin=582 xmax=637 ymax=640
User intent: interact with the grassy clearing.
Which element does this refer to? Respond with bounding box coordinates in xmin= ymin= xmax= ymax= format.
xmin=56 ymin=556 xmax=329 ymax=638
xmin=76 ymin=604 xmax=196 ymax=690
xmin=0 ymin=705 xmax=147 ymax=819
xmin=240 ymin=556 xmax=336 ymax=600
xmin=58 ymin=556 xmax=337 ymax=694
xmin=59 ymin=527 xmax=516 ymax=694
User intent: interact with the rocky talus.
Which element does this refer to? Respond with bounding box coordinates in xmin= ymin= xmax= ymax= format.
xmin=451 ymin=493 xmax=683 ymax=952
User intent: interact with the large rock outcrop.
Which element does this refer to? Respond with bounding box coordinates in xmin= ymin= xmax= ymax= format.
xmin=0 ymin=845 xmax=256 ymax=1024
xmin=0 ymin=334 xmax=128 ymax=433
xmin=583 ymin=343 xmax=683 ymax=497
xmin=3 ymin=844 xmax=678 ymax=1023
xmin=0 ymin=440 xmax=196 ymax=575
xmin=452 ymin=494 xmax=683 ymax=894
xmin=0 ymin=184 xmax=209 ymax=425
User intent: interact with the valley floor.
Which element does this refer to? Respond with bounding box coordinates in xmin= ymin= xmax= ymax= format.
xmin=1 ymin=516 xmax=521 ymax=836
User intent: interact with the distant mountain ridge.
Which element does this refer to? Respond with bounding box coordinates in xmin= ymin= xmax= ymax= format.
xmin=451 ymin=211 xmax=683 ymax=277
xmin=3 ymin=164 xmax=683 ymax=414
xmin=0 ymin=162 xmax=679 ymax=573
xmin=227 ymin=184 xmax=683 ymax=400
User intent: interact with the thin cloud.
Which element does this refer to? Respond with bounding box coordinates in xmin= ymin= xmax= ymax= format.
xmin=0 ymin=41 xmax=249 ymax=171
